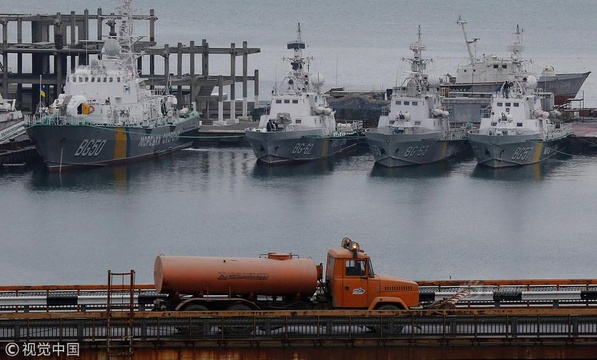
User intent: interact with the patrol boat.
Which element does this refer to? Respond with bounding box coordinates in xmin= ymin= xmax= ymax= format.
xmin=441 ymin=17 xmax=589 ymax=106
xmin=365 ymin=27 xmax=468 ymax=167
xmin=467 ymin=76 xmax=570 ymax=168
xmin=245 ymin=23 xmax=361 ymax=165
xmin=26 ymin=0 xmax=200 ymax=172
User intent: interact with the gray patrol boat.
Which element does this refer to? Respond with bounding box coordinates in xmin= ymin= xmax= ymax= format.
xmin=245 ymin=24 xmax=361 ymax=165
xmin=26 ymin=0 xmax=200 ymax=172
xmin=468 ymin=76 xmax=570 ymax=168
xmin=365 ymin=27 xmax=468 ymax=168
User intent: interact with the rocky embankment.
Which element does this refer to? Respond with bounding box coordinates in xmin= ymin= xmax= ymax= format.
xmin=328 ymin=92 xmax=389 ymax=128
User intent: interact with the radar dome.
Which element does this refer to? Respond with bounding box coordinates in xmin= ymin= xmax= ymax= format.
xmin=103 ymin=39 xmax=121 ymax=56
xmin=427 ymin=77 xmax=440 ymax=88
xmin=310 ymin=73 xmax=325 ymax=87
xmin=524 ymin=75 xmax=537 ymax=89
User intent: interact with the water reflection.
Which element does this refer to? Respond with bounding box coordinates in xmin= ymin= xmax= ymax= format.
xmin=251 ymin=158 xmax=337 ymax=178
xmin=369 ymin=162 xmax=451 ymax=179
xmin=29 ymin=162 xmax=143 ymax=190
xmin=470 ymin=158 xmax=566 ymax=181
xmin=368 ymin=156 xmax=470 ymax=179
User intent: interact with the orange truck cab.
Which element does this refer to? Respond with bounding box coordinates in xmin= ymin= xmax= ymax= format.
xmin=325 ymin=238 xmax=419 ymax=310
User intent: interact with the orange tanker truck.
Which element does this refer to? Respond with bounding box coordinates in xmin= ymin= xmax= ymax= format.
xmin=153 ymin=237 xmax=420 ymax=312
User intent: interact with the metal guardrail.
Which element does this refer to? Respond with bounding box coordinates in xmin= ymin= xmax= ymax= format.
xmin=0 ymin=285 xmax=163 ymax=313
xmin=2 ymin=281 xmax=597 ymax=313
xmin=0 ymin=294 xmax=164 ymax=313
xmin=0 ymin=311 xmax=596 ymax=344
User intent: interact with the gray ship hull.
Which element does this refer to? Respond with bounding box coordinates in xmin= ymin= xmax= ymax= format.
xmin=468 ymin=133 xmax=565 ymax=168
xmin=442 ymin=71 xmax=590 ymax=106
xmin=245 ymin=129 xmax=357 ymax=165
xmin=365 ymin=130 xmax=468 ymax=167
xmin=26 ymin=117 xmax=200 ymax=171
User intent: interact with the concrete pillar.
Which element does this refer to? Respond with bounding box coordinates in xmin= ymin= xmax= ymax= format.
xmin=16 ymin=17 xmax=23 ymax=104
xmin=1 ymin=19 xmax=7 ymax=98
xmin=217 ymin=75 xmax=225 ymax=124
xmin=149 ymin=9 xmax=155 ymax=43
xmin=163 ymin=44 xmax=170 ymax=89
xmin=229 ymin=43 xmax=236 ymax=123
xmin=189 ymin=41 xmax=195 ymax=109
xmin=177 ymin=42 xmax=183 ymax=106
xmin=242 ymin=41 xmax=248 ymax=118
xmin=54 ymin=17 xmax=63 ymax=102
xmin=31 ymin=19 xmax=50 ymax=104
xmin=83 ymin=8 xmax=89 ymax=40
xmin=70 ymin=11 xmax=76 ymax=45
xmin=202 ymin=39 xmax=209 ymax=76
xmin=254 ymin=69 xmax=259 ymax=112
xmin=149 ymin=9 xmax=156 ymax=91
xmin=96 ymin=8 xmax=102 ymax=40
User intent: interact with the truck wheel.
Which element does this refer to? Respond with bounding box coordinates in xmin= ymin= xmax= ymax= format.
xmin=184 ymin=304 xmax=208 ymax=311
xmin=370 ymin=304 xmax=404 ymax=335
xmin=224 ymin=303 xmax=253 ymax=335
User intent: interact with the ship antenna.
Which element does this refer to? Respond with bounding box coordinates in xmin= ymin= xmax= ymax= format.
xmin=507 ymin=24 xmax=525 ymax=57
xmin=295 ymin=22 xmax=303 ymax=59
xmin=404 ymin=26 xmax=430 ymax=76
xmin=287 ymin=22 xmax=306 ymax=77
xmin=457 ymin=16 xmax=477 ymax=65
xmin=118 ymin=0 xmax=137 ymax=77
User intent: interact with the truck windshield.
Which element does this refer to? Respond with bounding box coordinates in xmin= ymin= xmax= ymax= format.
xmin=345 ymin=260 xmax=366 ymax=276
xmin=368 ymin=259 xmax=375 ymax=277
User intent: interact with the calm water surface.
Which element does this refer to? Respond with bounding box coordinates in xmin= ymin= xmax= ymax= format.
xmin=2 ymin=0 xmax=597 ymax=285
xmin=1 ymin=147 xmax=596 ymax=286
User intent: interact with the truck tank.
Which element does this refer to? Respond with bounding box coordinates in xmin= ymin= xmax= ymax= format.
xmin=154 ymin=253 xmax=320 ymax=298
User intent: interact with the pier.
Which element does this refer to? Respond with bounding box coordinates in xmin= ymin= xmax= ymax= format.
xmin=0 ymin=8 xmax=260 ymax=123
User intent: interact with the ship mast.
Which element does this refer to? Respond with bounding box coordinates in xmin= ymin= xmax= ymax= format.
xmin=507 ymin=25 xmax=525 ymax=59
xmin=407 ymin=25 xmax=429 ymax=74
xmin=456 ymin=16 xmax=478 ymax=65
xmin=401 ymin=26 xmax=432 ymax=95
xmin=287 ymin=22 xmax=306 ymax=74
xmin=118 ymin=0 xmax=137 ymax=77
xmin=507 ymin=25 xmax=527 ymax=77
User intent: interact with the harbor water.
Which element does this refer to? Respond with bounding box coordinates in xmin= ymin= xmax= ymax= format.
xmin=1 ymin=146 xmax=597 ymax=285
xmin=2 ymin=0 xmax=597 ymax=286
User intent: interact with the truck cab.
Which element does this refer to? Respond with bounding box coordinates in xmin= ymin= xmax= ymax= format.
xmin=325 ymin=238 xmax=419 ymax=310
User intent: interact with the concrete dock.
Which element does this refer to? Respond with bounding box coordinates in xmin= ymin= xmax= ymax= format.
xmin=0 ymin=8 xmax=261 ymax=122
xmin=193 ymin=119 xmax=597 ymax=149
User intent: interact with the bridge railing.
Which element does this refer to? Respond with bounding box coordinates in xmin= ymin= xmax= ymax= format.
xmin=2 ymin=280 xmax=597 ymax=313
xmin=0 ymin=285 xmax=163 ymax=313
xmin=1 ymin=310 xmax=597 ymax=344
